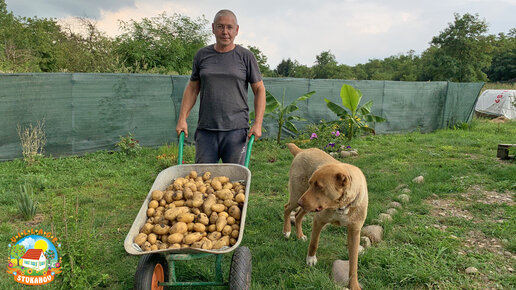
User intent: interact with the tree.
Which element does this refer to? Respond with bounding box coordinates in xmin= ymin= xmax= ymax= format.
xmin=422 ymin=13 xmax=492 ymax=82
xmin=116 ymin=12 xmax=210 ymax=74
xmin=312 ymin=50 xmax=339 ymax=79
xmin=274 ymin=58 xmax=297 ymax=77
xmin=487 ymin=29 xmax=516 ymax=81
xmin=247 ymin=45 xmax=272 ymax=76
xmin=10 ymin=244 xmax=26 ymax=266
xmin=44 ymin=249 xmax=56 ymax=263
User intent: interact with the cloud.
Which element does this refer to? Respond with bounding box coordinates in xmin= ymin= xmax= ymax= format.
xmin=19 ymin=237 xmax=35 ymax=250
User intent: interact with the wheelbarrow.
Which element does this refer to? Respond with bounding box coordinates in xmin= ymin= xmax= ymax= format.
xmin=124 ymin=132 xmax=255 ymax=289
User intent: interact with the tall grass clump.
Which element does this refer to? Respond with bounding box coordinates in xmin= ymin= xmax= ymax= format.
xmin=17 ymin=183 xmax=37 ymax=220
xmin=17 ymin=119 xmax=46 ymax=164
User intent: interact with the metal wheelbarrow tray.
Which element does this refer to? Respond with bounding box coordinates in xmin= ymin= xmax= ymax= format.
xmin=124 ymin=163 xmax=251 ymax=256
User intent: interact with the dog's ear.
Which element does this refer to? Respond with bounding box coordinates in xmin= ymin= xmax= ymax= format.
xmin=335 ymin=172 xmax=350 ymax=189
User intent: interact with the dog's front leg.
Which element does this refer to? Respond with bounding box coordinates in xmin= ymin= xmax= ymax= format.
xmin=347 ymin=224 xmax=362 ymax=290
xmin=306 ymin=215 xmax=326 ymax=266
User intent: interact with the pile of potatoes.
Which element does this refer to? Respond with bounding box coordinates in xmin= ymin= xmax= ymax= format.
xmin=133 ymin=170 xmax=246 ymax=252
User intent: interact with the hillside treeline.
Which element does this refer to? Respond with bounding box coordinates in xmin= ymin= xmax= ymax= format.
xmin=1 ymin=0 xmax=514 ymax=82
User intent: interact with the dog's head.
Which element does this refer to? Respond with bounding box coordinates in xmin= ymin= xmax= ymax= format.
xmin=297 ymin=164 xmax=355 ymax=212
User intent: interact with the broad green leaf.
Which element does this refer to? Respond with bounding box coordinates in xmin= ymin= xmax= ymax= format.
xmin=340 ymin=84 xmax=362 ymax=113
xmin=325 ymin=98 xmax=350 ymax=118
xmin=284 ymin=104 xmax=299 ymax=115
xmin=296 ymin=91 xmax=316 ymax=102
xmin=284 ymin=121 xmax=298 ymax=133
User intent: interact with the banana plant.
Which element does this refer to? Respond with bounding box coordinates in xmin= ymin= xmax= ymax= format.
xmin=252 ymin=89 xmax=315 ymax=144
xmin=324 ymin=84 xmax=385 ymax=140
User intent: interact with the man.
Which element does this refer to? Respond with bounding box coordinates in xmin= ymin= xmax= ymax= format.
xmin=175 ymin=9 xmax=266 ymax=165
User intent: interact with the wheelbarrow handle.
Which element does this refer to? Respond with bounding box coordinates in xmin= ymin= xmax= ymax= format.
xmin=177 ymin=131 xmax=254 ymax=168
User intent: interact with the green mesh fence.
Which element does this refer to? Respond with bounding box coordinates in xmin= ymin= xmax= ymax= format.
xmin=0 ymin=73 xmax=484 ymax=161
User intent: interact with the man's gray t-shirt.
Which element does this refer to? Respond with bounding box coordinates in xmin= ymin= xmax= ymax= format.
xmin=190 ymin=44 xmax=262 ymax=131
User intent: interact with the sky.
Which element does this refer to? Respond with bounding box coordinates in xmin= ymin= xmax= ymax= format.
xmin=5 ymin=0 xmax=516 ymax=68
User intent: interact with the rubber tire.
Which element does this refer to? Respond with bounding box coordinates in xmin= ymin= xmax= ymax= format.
xmin=228 ymin=246 xmax=252 ymax=290
xmin=134 ymin=254 xmax=169 ymax=290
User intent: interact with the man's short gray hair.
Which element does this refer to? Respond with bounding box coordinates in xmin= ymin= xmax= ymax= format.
xmin=213 ymin=9 xmax=238 ymax=25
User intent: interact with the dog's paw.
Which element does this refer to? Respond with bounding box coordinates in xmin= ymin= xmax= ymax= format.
xmin=299 ymin=235 xmax=307 ymax=241
xmin=306 ymin=255 xmax=317 ymax=266
xmin=283 ymin=231 xmax=291 ymax=239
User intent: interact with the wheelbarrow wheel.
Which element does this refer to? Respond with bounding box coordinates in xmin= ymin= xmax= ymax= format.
xmin=229 ymin=246 xmax=252 ymax=290
xmin=134 ymin=254 xmax=168 ymax=290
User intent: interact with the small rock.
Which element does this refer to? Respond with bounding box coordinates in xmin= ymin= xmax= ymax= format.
xmin=349 ymin=150 xmax=358 ymax=156
xmin=361 ymin=225 xmax=383 ymax=244
xmin=465 ymin=267 xmax=478 ymax=274
xmin=340 ymin=151 xmax=352 ymax=158
xmin=386 ymin=208 xmax=397 ymax=215
xmin=401 ymin=188 xmax=411 ymax=194
xmin=360 ymin=236 xmax=371 ymax=248
xmin=332 ymin=260 xmax=350 ymax=286
xmin=330 ymin=152 xmax=339 ymax=158
xmin=397 ymin=194 xmax=410 ymax=203
xmin=395 ymin=184 xmax=408 ymax=192
xmin=508 ymin=267 xmax=514 ymax=272
xmin=378 ymin=213 xmax=392 ymax=222
xmin=412 ymin=176 xmax=424 ymax=183
xmin=358 ymin=245 xmax=364 ymax=254
xmin=389 ymin=201 xmax=402 ymax=208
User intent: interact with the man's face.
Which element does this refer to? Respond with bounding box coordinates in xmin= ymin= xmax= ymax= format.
xmin=212 ymin=15 xmax=239 ymax=48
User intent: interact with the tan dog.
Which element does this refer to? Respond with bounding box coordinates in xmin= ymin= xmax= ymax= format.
xmin=283 ymin=143 xmax=368 ymax=290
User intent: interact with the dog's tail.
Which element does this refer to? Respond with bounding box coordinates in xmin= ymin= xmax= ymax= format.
xmin=286 ymin=143 xmax=303 ymax=157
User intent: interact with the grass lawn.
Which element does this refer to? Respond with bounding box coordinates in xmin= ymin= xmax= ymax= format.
xmin=0 ymin=118 xmax=515 ymax=289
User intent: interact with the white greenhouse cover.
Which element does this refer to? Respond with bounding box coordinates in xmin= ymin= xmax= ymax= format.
xmin=475 ymin=90 xmax=516 ymax=119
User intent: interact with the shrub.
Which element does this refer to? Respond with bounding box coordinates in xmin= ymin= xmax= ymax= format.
xmin=115 ymin=133 xmax=141 ymax=155
xmin=17 ymin=183 xmax=37 ymax=220
xmin=17 ymin=120 xmax=46 ymax=164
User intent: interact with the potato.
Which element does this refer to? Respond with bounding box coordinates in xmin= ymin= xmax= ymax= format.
xmin=191 ymin=240 xmax=204 ymax=248
xmin=134 ymin=233 xmax=147 ymax=246
xmin=183 ymin=232 xmax=202 ymax=245
xmin=211 ymin=204 xmax=225 ymax=213
xmin=172 ymin=190 xmax=183 ymax=201
xmin=201 ymin=238 xmax=213 ymax=250
xmin=142 ymin=241 xmax=152 ymax=251
xmin=224 ymin=199 xmax=236 ymax=208
xmin=165 ymin=207 xmax=189 ymax=221
xmin=234 ymin=193 xmax=245 ymax=203
xmin=177 ymin=213 xmax=195 ymax=223
xmin=203 ymin=194 xmax=217 ymax=216
xmin=167 ymin=233 xmax=184 ymax=244
xmin=185 ymin=200 xmax=193 ymax=208
xmin=230 ymin=238 xmax=237 ymax=246
xmin=231 ymin=230 xmax=239 ymax=239
xmin=148 ymin=233 xmax=158 ymax=244
xmin=187 ymin=222 xmax=194 ymax=231
xmin=216 ymin=189 xmax=233 ymax=200
xmin=147 ymin=208 xmax=156 ymax=217
xmin=159 ymin=199 xmax=167 ymax=207
xmin=218 ymin=176 xmax=230 ymax=184
xmin=150 ymin=244 xmax=158 ymax=251
xmin=202 ymin=172 xmax=211 ymax=181
xmin=226 ymin=216 xmax=236 ymax=226
xmin=232 ymin=224 xmax=240 ymax=231
xmin=169 ymin=243 xmax=181 ymax=249
xmin=222 ymin=225 xmax=232 ymax=236
xmin=192 ymin=192 xmax=204 ymax=208
xmin=173 ymin=200 xmax=185 ymax=207
xmin=191 ymin=208 xmax=201 ymax=215
xmin=196 ymin=213 xmax=209 ymax=226
xmin=216 ymin=216 xmax=227 ymax=232
xmin=223 ymin=182 xmax=233 ymax=190
xmin=228 ymin=205 xmax=241 ymax=220
xmin=158 ymin=241 xmax=168 ymax=250
xmin=184 ymin=188 xmax=194 ymax=200
xmin=211 ymin=180 xmax=222 ymax=191
xmin=153 ymin=224 xmax=169 ymax=235
xmin=170 ymin=222 xmax=188 ymax=234
xmin=189 ymin=170 xmax=198 ymax=179
xmin=208 ymin=224 xmax=216 ymax=232
xmin=198 ymin=185 xmax=207 ymax=194
xmin=193 ymin=223 xmax=206 ymax=233
xmin=141 ymin=223 xmax=154 ymax=234
xmin=148 ymin=200 xmax=159 ymax=209
xmin=164 ymin=191 xmax=174 ymax=203
xmin=208 ymin=231 xmax=222 ymax=241
xmin=218 ymin=212 xmax=229 ymax=219
xmin=209 ymin=212 xmax=218 ymax=224
xmin=152 ymin=190 xmax=164 ymax=201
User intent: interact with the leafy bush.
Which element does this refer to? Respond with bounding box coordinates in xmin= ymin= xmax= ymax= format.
xmin=17 ymin=183 xmax=37 ymax=220
xmin=325 ymin=84 xmax=385 ymax=140
xmin=253 ymin=89 xmax=315 ymax=144
xmin=115 ymin=133 xmax=141 ymax=155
